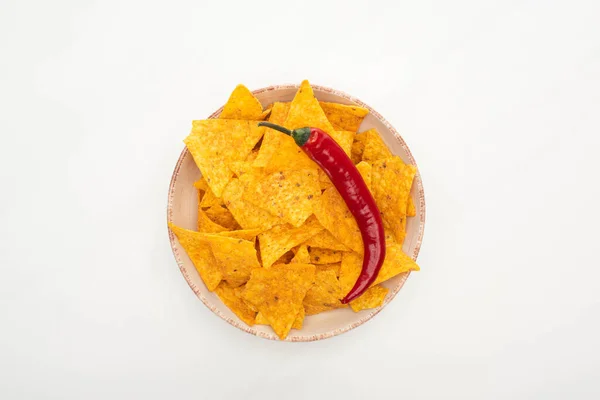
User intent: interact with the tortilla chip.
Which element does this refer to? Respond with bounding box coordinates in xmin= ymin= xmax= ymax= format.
xmin=242 ymin=264 xmax=315 ymax=339
xmin=407 ymin=197 xmax=416 ymax=217
xmin=351 ymin=132 xmax=368 ymax=164
xmin=168 ymin=223 xmax=222 ymax=291
xmin=355 ymin=161 xmax=372 ymax=192
xmin=316 ymin=263 xmax=341 ymax=277
xmin=219 ymin=229 xmax=262 ymax=241
xmin=318 ymin=169 xmax=334 ymax=190
xmin=275 ymin=250 xmax=295 ymax=265
xmin=194 ymin=178 xmax=209 ymax=192
xmin=215 ymin=282 xmax=257 ymax=326
xmin=186 ymin=120 xmax=264 ymax=196
xmin=256 ymin=305 xmax=304 ymax=330
xmin=319 ymin=101 xmax=369 ymax=132
xmin=258 ymin=215 xmax=324 ymax=268
xmin=371 ymin=157 xmax=416 ymax=243
xmin=303 ymin=269 xmax=346 ymax=315
xmin=314 ymin=187 xmax=363 ymax=254
xmin=303 ymin=229 xmax=350 ymax=251
xmin=220 ymin=84 xmax=264 ymax=120
xmin=309 ymin=248 xmax=344 ymax=264
xmin=361 ymin=128 xmax=392 ymax=162
xmin=291 ymin=245 xmax=310 ymax=264
xmin=339 ymin=244 xmax=420 ymax=293
xmin=198 ymin=208 xmax=229 ymax=233
xmin=197 ymin=233 xmax=261 ymax=288
xmin=253 ymin=129 xmax=317 ymax=173
xmin=199 ymin=185 xmax=225 ymax=208
xmin=268 ymin=102 xmax=291 ymax=125
xmin=285 ymin=80 xmax=335 ymax=134
xmin=222 ymin=178 xmax=282 ymax=231
xmin=332 ymin=130 xmax=355 ymax=157
xmin=204 ymin=205 xmax=239 ymax=230
xmin=349 ymin=285 xmax=389 ymax=312
xmin=243 ymin=169 xmax=321 ymax=227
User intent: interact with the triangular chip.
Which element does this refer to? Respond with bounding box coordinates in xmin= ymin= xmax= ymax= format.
xmin=258 ymin=215 xmax=324 ymax=268
xmin=316 ymin=263 xmax=341 ymax=277
xmin=309 ymin=248 xmax=344 ymax=264
xmin=371 ymin=157 xmax=416 ymax=243
xmin=339 ymin=244 xmax=420 ymax=294
xmin=361 ymin=128 xmax=393 ymax=162
xmin=243 ymin=169 xmax=321 ymax=227
xmin=291 ymin=244 xmax=311 ymax=264
xmin=355 ymin=161 xmax=372 ymax=193
xmin=303 ymin=269 xmax=346 ymax=315
xmin=349 ymin=284 xmax=389 ymax=312
xmin=351 ymin=132 xmax=368 ymax=164
xmin=185 ymin=120 xmax=264 ymax=196
xmin=268 ymin=102 xmax=291 ymax=125
xmin=242 ymin=264 xmax=315 ymax=339
xmin=215 ymin=282 xmax=257 ymax=326
xmin=194 ymin=178 xmax=209 ymax=192
xmin=222 ymin=178 xmax=282 ymax=231
xmin=196 ymin=233 xmax=261 ymax=288
xmin=407 ymin=197 xmax=416 ymax=217
xmin=219 ymin=229 xmax=262 ymax=241
xmin=199 ymin=185 xmax=225 ymax=208
xmin=220 ymin=84 xmax=264 ymax=120
xmin=204 ymin=205 xmax=239 ymax=230
xmin=319 ymin=101 xmax=369 ymax=132
xmin=314 ymin=187 xmax=363 ymax=254
xmin=303 ymin=228 xmax=350 ymax=251
xmin=253 ymin=129 xmax=317 ymax=173
xmin=168 ymin=223 xmax=222 ymax=291
xmin=318 ymin=169 xmax=334 ymax=190
xmin=256 ymin=305 xmax=304 ymax=330
xmin=197 ymin=208 xmax=229 ymax=233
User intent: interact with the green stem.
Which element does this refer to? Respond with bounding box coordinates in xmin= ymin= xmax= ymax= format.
xmin=258 ymin=122 xmax=292 ymax=135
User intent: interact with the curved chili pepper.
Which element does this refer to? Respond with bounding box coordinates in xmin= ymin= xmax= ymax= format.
xmin=258 ymin=122 xmax=386 ymax=303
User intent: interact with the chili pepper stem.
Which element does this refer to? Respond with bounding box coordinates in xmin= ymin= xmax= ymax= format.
xmin=258 ymin=122 xmax=292 ymax=135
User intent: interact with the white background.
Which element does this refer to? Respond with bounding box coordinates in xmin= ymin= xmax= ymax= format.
xmin=1 ymin=0 xmax=599 ymax=399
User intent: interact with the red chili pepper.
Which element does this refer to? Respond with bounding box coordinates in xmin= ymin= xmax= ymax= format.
xmin=258 ymin=122 xmax=386 ymax=303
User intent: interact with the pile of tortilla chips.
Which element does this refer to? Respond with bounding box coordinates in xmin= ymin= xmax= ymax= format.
xmin=169 ymin=80 xmax=420 ymax=339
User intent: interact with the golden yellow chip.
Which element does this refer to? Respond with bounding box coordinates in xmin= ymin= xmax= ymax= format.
xmin=258 ymin=215 xmax=324 ymax=268
xmin=319 ymin=101 xmax=369 ymax=132
xmin=316 ymin=263 xmax=341 ymax=277
xmin=256 ymin=306 xmax=304 ymax=330
xmin=371 ymin=157 xmax=416 ymax=243
xmin=268 ymin=102 xmax=291 ymax=125
xmin=242 ymin=263 xmax=315 ymax=339
xmin=318 ymin=169 xmax=333 ymax=190
xmin=290 ymin=244 xmax=310 ymax=264
xmin=243 ymin=169 xmax=321 ymax=227
xmin=349 ymin=285 xmax=389 ymax=312
xmin=197 ymin=208 xmax=228 ymax=233
xmin=361 ymin=128 xmax=392 ymax=162
xmin=303 ymin=269 xmax=345 ymax=315
xmin=204 ymin=205 xmax=239 ymax=230
xmin=168 ymin=223 xmax=222 ymax=291
xmin=199 ymin=185 xmax=225 ymax=208
xmin=194 ymin=178 xmax=209 ymax=192
xmin=215 ymin=282 xmax=257 ymax=326
xmin=314 ymin=187 xmax=363 ymax=254
xmin=339 ymin=244 xmax=420 ymax=293
xmin=222 ymin=178 xmax=282 ymax=231
xmin=186 ymin=120 xmax=264 ymax=196
xmin=303 ymin=229 xmax=350 ymax=251
xmin=219 ymin=228 xmax=261 ymax=241
xmin=196 ymin=233 xmax=261 ymax=288
xmin=351 ymin=132 xmax=368 ymax=164
xmin=220 ymin=84 xmax=264 ymax=120
xmin=253 ymin=129 xmax=317 ymax=173
xmin=333 ymin=130 xmax=355 ymax=157
xmin=309 ymin=248 xmax=344 ymax=264
xmin=407 ymin=197 xmax=416 ymax=217
xmin=355 ymin=161 xmax=372 ymax=192
xmin=275 ymin=250 xmax=295 ymax=265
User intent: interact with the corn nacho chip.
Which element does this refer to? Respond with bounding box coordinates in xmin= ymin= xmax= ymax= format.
xmin=242 ymin=264 xmax=315 ymax=339
xmin=204 ymin=205 xmax=239 ymax=230
xmin=318 ymin=169 xmax=334 ymax=190
xmin=258 ymin=215 xmax=324 ymax=268
xmin=253 ymin=129 xmax=317 ymax=173
xmin=268 ymin=102 xmax=291 ymax=125
xmin=222 ymin=178 xmax=282 ymax=231
xmin=309 ymin=248 xmax=344 ymax=264
xmin=303 ymin=269 xmax=346 ymax=315
xmin=355 ymin=161 xmax=372 ymax=192
xmin=316 ymin=263 xmax=341 ymax=277
xmin=371 ymin=157 xmax=416 ymax=243
xmin=186 ymin=120 xmax=264 ymax=196
xmin=215 ymin=282 xmax=257 ymax=326
xmin=349 ymin=285 xmax=389 ymax=312
xmin=275 ymin=251 xmax=296 ymax=265
xmin=303 ymin=229 xmax=350 ymax=251
xmin=361 ymin=128 xmax=392 ymax=162
xmin=319 ymin=101 xmax=369 ymax=132
xmin=197 ymin=233 xmax=261 ymax=288
xmin=243 ymin=169 xmax=321 ymax=227
xmin=194 ymin=178 xmax=209 ymax=192
xmin=219 ymin=228 xmax=261 ymax=241
xmin=197 ymin=208 xmax=229 ymax=233
xmin=168 ymin=223 xmax=222 ymax=291
xmin=407 ymin=197 xmax=416 ymax=217
xmin=199 ymin=186 xmax=225 ymax=208
xmin=291 ymin=245 xmax=310 ymax=264
xmin=256 ymin=305 xmax=305 ymax=330
xmin=351 ymin=132 xmax=368 ymax=164
xmin=314 ymin=187 xmax=363 ymax=254
xmin=220 ymin=84 xmax=264 ymax=120
xmin=285 ymin=80 xmax=336 ymax=134
xmin=339 ymin=244 xmax=419 ymax=293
